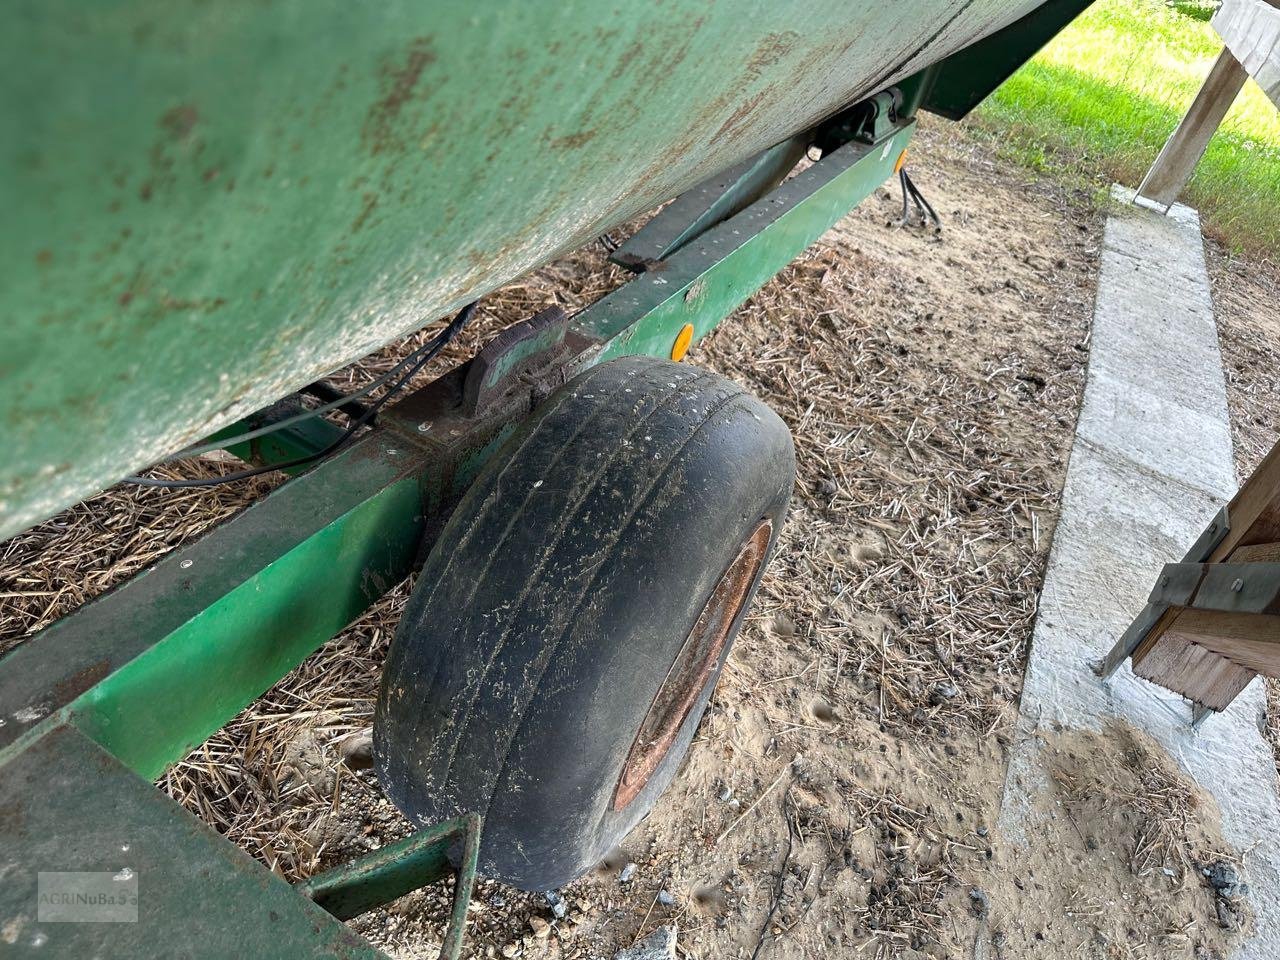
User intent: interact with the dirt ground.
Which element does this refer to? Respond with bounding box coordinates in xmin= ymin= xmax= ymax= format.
xmin=2 ymin=117 xmax=1276 ymax=959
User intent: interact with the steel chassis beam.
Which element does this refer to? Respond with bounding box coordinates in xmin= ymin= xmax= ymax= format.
xmin=0 ymin=115 xmax=914 ymax=959
xmin=608 ymin=132 xmax=810 ymax=269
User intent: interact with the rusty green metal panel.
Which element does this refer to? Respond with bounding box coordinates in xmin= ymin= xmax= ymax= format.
xmin=0 ymin=724 xmax=385 ymax=958
xmin=0 ymin=0 xmax=1048 ymax=541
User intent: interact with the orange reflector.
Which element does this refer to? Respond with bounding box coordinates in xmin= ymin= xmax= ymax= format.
xmin=671 ymin=323 xmax=694 ymax=361
xmin=894 ymin=149 xmax=908 ymax=175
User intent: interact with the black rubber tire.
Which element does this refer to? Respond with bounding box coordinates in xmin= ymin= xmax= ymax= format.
xmin=374 ymin=355 xmax=794 ymax=890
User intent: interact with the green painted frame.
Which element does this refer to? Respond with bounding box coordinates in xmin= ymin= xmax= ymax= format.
xmin=2 ymin=0 xmax=1053 ymax=542
xmin=0 ymin=117 xmax=914 ymax=957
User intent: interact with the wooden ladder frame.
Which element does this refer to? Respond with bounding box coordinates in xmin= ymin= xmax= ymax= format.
xmin=1100 ymin=441 xmax=1280 ymax=723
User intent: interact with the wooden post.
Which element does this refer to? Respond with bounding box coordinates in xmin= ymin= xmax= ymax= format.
xmin=1136 ymin=47 xmax=1248 ymax=208
xmin=1215 ymin=0 xmax=1280 ymax=106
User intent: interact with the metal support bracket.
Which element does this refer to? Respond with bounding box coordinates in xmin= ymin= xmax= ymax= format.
xmin=216 ymin=397 xmax=348 ymax=472
xmin=610 ymin=133 xmax=809 ymax=270
xmin=1191 ymin=701 xmax=1215 ymax=729
xmin=811 ymin=90 xmax=904 ymax=155
xmin=1189 ymin=562 xmax=1280 ymax=615
xmin=1097 ymin=563 xmax=1205 ymax=679
xmin=852 ymin=91 xmax=902 ymax=145
xmin=461 ymin=305 xmax=579 ymax=418
xmin=1184 ymin=505 xmax=1231 ymax=564
xmin=1096 ymin=507 xmax=1231 ymax=680
xmin=300 ymin=814 xmax=481 ymax=960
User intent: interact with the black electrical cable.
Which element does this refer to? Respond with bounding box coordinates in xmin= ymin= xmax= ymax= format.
xmin=898 ymin=168 xmax=941 ymax=232
xmin=124 ymin=302 xmax=478 ymax=489
xmin=162 ymin=314 xmax=467 ymax=462
xmin=300 ymin=380 xmax=373 ymax=423
xmin=904 ymin=170 xmax=940 ymax=229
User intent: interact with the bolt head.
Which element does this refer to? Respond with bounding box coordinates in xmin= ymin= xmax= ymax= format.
xmin=417 ymin=421 xmax=432 ymax=433
xmin=1231 ymin=578 xmax=1244 ymax=592
xmin=180 ymin=559 xmax=193 ymax=570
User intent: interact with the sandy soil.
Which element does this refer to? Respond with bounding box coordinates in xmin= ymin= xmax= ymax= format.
xmin=1 ymin=118 xmax=1270 ymax=959
xmin=1208 ymin=240 xmax=1280 ymax=482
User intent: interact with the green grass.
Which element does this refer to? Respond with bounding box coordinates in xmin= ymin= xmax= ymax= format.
xmin=973 ymin=0 xmax=1280 ymax=255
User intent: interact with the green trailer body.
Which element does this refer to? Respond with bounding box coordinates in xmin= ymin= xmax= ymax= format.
xmin=0 ymin=117 xmax=917 ymax=959
xmin=1 ymin=0 xmax=1073 ymax=542
xmin=0 ymin=2 xmax=1095 ymax=956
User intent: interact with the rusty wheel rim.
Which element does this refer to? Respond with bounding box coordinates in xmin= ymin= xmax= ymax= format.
xmin=613 ymin=518 xmax=773 ymax=811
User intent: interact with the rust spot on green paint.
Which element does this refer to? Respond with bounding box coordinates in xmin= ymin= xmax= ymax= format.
xmin=137 ymin=104 xmax=203 ymax=204
xmin=607 ymin=40 xmax=646 ymax=82
xmin=154 ymin=295 xmax=226 ymax=314
xmin=364 ymin=37 xmax=436 ymax=156
xmin=159 ymin=104 xmax=199 ymax=141
xmin=547 ymin=130 xmax=596 ymax=151
xmin=53 ymin=660 xmax=112 ymax=704
xmin=0 ymin=800 xmax=27 ymax=836
xmin=748 ymin=30 xmax=800 ymax=73
xmin=712 ymin=90 xmax=768 ymax=143
xmin=351 ymin=192 xmax=379 ymax=233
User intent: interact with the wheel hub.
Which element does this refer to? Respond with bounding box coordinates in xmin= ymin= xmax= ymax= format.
xmin=613 ymin=518 xmax=772 ymax=811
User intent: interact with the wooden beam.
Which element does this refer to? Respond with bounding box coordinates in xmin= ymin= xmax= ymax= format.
xmin=1183 ymin=610 xmax=1280 ymax=674
xmin=1131 ymin=617 xmax=1259 ymax=711
xmin=1214 ymin=0 xmax=1280 ymax=108
xmin=1136 ymin=47 xmax=1248 ymax=208
xmin=1210 ymin=441 xmax=1280 ymax=562
xmin=1224 ymin=541 xmax=1280 ymax=563
xmin=1124 ymin=441 xmax=1280 ymax=711
xmin=1133 ymin=609 xmax=1280 ymax=710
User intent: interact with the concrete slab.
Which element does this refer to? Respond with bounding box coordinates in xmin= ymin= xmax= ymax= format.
xmin=1075 ymin=188 xmax=1235 ymax=499
xmin=997 ymin=186 xmax=1280 ymax=956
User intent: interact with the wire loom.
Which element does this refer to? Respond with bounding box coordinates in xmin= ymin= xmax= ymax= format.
xmin=124 ymin=302 xmax=478 ymax=489
xmin=127 ymin=163 xmax=928 ymax=489
xmin=899 ymin=167 xmax=942 ymax=233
